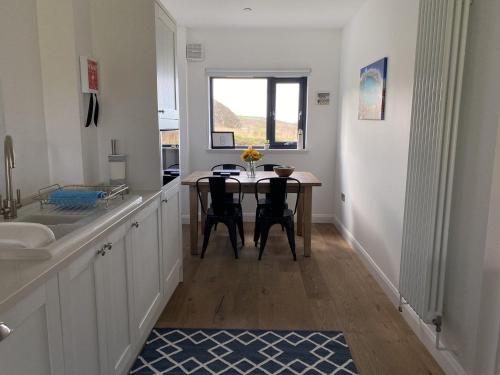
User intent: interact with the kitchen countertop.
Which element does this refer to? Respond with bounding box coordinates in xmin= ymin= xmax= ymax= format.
xmin=0 ymin=189 xmax=162 ymax=314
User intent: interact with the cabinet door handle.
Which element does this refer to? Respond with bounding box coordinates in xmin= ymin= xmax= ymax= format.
xmin=97 ymin=241 xmax=113 ymax=257
xmin=158 ymin=109 xmax=165 ymax=114
xmin=97 ymin=247 xmax=107 ymax=257
xmin=132 ymin=221 xmax=140 ymax=228
xmin=162 ymin=199 xmax=168 ymax=203
xmin=0 ymin=323 xmax=12 ymax=342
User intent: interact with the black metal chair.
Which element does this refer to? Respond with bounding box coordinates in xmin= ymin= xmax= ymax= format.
xmin=255 ymin=164 xmax=281 ymax=172
xmin=197 ymin=176 xmax=244 ymax=259
xmin=210 ymin=164 xmax=246 ymax=231
xmin=211 ymin=164 xmax=246 ymax=203
xmin=254 ymin=177 xmax=301 ymax=261
xmin=254 ymin=164 xmax=285 ymax=236
xmin=211 ymin=164 xmax=247 ymax=172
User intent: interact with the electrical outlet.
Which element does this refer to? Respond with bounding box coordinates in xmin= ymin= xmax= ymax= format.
xmin=341 ymin=193 xmax=346 ymax=202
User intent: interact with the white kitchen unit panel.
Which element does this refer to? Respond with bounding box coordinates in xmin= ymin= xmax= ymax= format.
xmin=58 ymin=241 xmax=109 ymax=375
xmin=162 ymin=181 xmax=183 ymax=301
xmin=100 ymin=223 xmax=136 ymax=375
xmin=59 ymin=221 xmax=134 ymax=375
xmin=156 ymin=3 xmax=179 ymax=128
xmin=130 ymin=198 xmax=163 ymax=339
xmin=0 ymin=277 xmax=64 ymax=375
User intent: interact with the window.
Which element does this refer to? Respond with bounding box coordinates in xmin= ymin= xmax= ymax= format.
xmin=210 ymin=77 xmax=307 ymax=149
xmin=160 ymin=129 xmax=180 ymax=146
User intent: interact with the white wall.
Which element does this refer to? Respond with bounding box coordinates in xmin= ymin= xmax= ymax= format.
xmin=0 ymin=0 xmax=50 ymax=196
xmin=336 ymin=0 xmax=500 ymax=374
xmin=90 ymin=0 xmax=162 ymax=190
xmin=0 ymin=0 xmax=164 ymax=194
xmin=37 ymin=0 xmax=86 ymax=185
xmin=473 ymin=114 xmax=500 ymax=374
xmin=443 ymin=0 xmax=500 ymax=373
xmin=0 ymin=0 xmax=101 ymax=192
xmin=185 ymin=27 xmax=341 ymax=219
xmin=73 ymin=0 xmax=100 ymax=184
xmin=334 ymin=0 xmax=419 ymax=287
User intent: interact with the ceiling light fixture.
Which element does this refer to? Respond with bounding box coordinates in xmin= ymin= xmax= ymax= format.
xmin=242 ymin=7 xmax=253 ymax=12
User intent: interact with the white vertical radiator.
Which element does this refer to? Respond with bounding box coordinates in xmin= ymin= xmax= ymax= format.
xmin=400 ymin=0 xmax=470 ymax=327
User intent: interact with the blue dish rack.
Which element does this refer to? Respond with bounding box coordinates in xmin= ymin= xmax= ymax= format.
xmin=34 ymin=184 xmax=129 ymax=210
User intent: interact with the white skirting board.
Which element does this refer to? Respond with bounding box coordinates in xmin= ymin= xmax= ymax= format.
xmin=333 ymin=216 xmax=467 ymax=375
xmin=181 ymin=213 xmax=335 ymax=225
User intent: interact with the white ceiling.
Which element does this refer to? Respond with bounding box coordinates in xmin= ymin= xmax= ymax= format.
xmin=159 ymin=0 xmax=367 ymax=28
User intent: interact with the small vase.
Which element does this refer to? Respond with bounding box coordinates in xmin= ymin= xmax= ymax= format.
xmin=247 ymin=160 xmax=256 ymax=178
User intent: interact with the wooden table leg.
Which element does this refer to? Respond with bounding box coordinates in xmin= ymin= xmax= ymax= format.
xmin=297 ymin=193 xmax=304 ymax=236
xmin=189 ymin=186 xmax=199 ymax=255
xmin=303 ymin=186 xmax=313 ymax=257
xmin=200 ymin=191 xmax=208 ymax=230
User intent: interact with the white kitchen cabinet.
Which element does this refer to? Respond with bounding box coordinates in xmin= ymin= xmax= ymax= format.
xmin=129 ymin=198 xmax=163 ymax=340
xmin=155 ymin=4 xmax=179 ymax=130
xmin=59 ymin=221 xmax=134 ymax=375
xmin=101 ymin=223 xmax=136 ymax=375
xmin=161 ymin=181 xmax=183 ymax=301
xmin=0 ymin=277 xmax=64 ymax=375
xmin=59 ymin=242 xmax=108 ymax=375
xmin=0 ymin=194 xmax=182 ymax=375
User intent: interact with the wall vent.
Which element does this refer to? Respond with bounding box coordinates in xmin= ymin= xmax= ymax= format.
xmin=186 ymin=44 xmax=204 ymax=61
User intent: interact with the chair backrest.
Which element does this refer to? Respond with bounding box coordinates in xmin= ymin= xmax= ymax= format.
xmin=196 ymin=176 xmax=241 ymax=215
xmin=256 ymin=164 xmax=281 ymax=172
xmin=255 ymin=177 xmax=301 ymax=216
xmin=211 ymin=163 xmax=247 ymax=171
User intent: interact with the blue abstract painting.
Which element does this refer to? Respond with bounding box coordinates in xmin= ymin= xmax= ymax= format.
xmin=358 ymin=57 xmax=388 ymax=120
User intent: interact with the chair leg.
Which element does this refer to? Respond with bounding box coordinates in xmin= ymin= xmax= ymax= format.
xmin=237 ymin=215 xmax=245 ymax=246
xmin=284 ymin=219 xmax=297 ymax=261
xmin=254 ymin=207 xmax=261 ymax=247
xmin=227 ymin=222 xmax=239 ymax=259
xmin=201 ymin=219 xmax=214 ymax=259
xmin=258 ymin=222 xmax=271 ymax=261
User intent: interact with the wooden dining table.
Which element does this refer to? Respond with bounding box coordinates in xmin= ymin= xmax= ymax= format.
xmin=181 ymin=171 xmax=322 ymax=257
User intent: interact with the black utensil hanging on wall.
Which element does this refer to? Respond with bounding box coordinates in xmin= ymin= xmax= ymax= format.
xmin=93 ymin=94 xmax=99 ymax=125
xmin=85 ymin=93 xmax=99 ymax=127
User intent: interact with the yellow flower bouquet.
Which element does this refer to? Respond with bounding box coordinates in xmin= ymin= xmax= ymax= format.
xmin=240 ymin=146 xmax=262 ymax=178
xmin=240 ymin=146 xmax=262 ymax=162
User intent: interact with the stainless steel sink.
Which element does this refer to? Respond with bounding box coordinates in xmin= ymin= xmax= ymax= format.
xmin=20 ymin=214 xmax=87 ymax=226
xmin=0 ymin=192 xmax=140 ymax=260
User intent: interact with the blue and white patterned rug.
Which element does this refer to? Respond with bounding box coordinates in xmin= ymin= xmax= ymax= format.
xmin=130 ymin=328 xmax=358 ymax=374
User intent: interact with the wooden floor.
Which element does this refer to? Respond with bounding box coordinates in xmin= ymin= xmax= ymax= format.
xmin=157 ymin=223 xmax=443 ymax=375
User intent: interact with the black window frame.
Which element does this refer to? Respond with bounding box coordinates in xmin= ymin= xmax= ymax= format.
xmin=209 ymin=76 xmax=307 ymax=150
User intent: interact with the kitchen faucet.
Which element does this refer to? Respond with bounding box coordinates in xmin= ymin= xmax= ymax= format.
xmin=1 ymin=135 xmax=21 ymax=219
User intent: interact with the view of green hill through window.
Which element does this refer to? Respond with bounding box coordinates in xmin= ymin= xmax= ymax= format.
xmin=213 ymin=100 xmax=297 ymax=147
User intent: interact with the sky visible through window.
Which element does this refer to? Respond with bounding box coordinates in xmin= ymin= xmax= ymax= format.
xmin=213 ymin=79 xmax=267 ymax=119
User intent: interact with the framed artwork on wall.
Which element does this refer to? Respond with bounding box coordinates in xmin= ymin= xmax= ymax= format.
xmin=211 ymin=131 xmax=235 ymax=149
xmin=358 ymin=57 xmax=388 ymax=120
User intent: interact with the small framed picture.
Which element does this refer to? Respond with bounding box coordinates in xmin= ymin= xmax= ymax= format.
xmin=211 ymin=131 xmax=235 ymax=149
